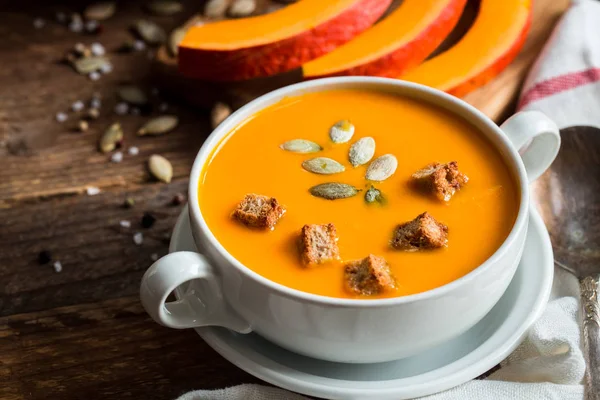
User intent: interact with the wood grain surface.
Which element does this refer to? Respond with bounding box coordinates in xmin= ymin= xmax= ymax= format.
xmin=0 ymin=1 xmax=567 ymax=399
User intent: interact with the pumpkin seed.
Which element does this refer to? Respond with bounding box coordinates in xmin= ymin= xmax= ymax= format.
xmin=84 ymin=2 xmax=116 ymax=20
xmin=138 ymin=115 xmax=179 ymax=136
xmin=228 ymin=0 xmax=256 ymax=17
xmin=364 ymin=185 xmax=386 ymax=205
xmin=99 ymin=123 xmax=123 ymax=153
xmin=118 ymin=85 xmax=148 ymax=105
xmin=349 ymin=137 xmax=375 ymax=167
xmin=168 ymin=26 xmax=187 ymax=56
xmin=302 ymin=157 xmax=345 ymax=175
xmin=329 ymin=119 xmax=354 ymax=143
xmin=211 ymin=102 xmax=231 ymax=129
xmin=309 ymin=183 xmax=360 ymax=200
xmin=148 ymin=154 xmax=173 ymax=183
xmin=72 ymin=56 xmax=110 ymax=75
xmin=205 ymin=0 xmax=230 ymax=18
xmin=145 ymin=0 xmax=183 ymax=16
xmin=133 ymin=19 xmax=166 ymax=45
xmin=365 ymin=154 xmax=398 ymax=181
xmin=280 ymin=139 xmax=321 ymax=154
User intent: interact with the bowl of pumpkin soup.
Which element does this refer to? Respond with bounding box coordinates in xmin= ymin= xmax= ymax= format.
xmin=140 ymin=77 xmax=560 ymax=363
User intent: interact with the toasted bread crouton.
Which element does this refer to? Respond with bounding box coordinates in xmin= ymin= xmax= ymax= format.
xmin=232 ymin=194 xmax=285 ymax=229
xmin=299 ymin=223 xmax=339 ymax=266
xmin=344 ymin=255 xmax=396 ymax=296
xmin=392 ymin=212 xmax=448 ymax=251
xmin=411 ymin=161 xmax=468 ymax=201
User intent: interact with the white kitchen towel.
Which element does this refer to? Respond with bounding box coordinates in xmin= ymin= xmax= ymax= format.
xmin=519 ymin=0 xmax=600 ymax=129
xmin=178 ymin=1 xmax=593 ymax=398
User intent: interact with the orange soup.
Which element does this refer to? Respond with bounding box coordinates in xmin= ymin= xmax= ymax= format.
xmin=199 ymin=89 xmax=519 ymax=299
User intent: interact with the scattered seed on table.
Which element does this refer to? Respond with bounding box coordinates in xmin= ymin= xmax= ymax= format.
xmin=86 ymin=108 xmax=100 ymax=120
xmin=86 ymin=186 xmax=101 ymax=196
xmin=84 ymin=2 xmax=116 ymax=21
xmin=90 ymin=42 xmax=105 ymax=56
xmin=72 ymin=100 xmax=85 ymax=112
xmin=205 ymin=0 xmax=229 ymax=18
xmin=78 ymin=120 xmax=89 ymax=132
xmin=38 ymin=250 xmax=52 ymax=265
xmin=133 ymin=40 xmax=146 ymax=51
xmin=111 ymin=151 xmax=123 ymax=163
xmin=89 ymin=71 xmax=101 ymax=81
xmin=150 ymin=253 xmax=159 ymax=261
xmin=69 ymin=19 xmax=84 ymax=33
xmin=119 ymin=220 xmax=131 ymax=228
xmin=128 ymin=146 xmax=139 ymax=156
xmin=141 ymin=212 xmax=156 ymax=228
xmin=171 ymin=193 xmax=186 ymax=205
xmin=114 ymin=102 xmax=129 ymax=115
xmin=211 ymin=102 xmax=231 ymax=129
xmin=100 ymin=63 xmax=113 ymax=74
xmin=124 ymin=197 xmax=135 ymax=208
xmin=53 ymin=261 xmax=63 ymax=273
xmin=56 ymin=112 xmax=68 ymax=123
xmin=229 ymin=0 xmax=256 ymax=18
xmin=33 ymin=18 xmax=45 ymax=29
xmin=148 ymin=154 xmax=173 ymax=183
xmin=133 ymin=232 xmax=144 ymax=245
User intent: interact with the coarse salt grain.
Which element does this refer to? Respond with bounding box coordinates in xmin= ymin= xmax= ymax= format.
xmin=150 ymin=253 xmax=159 ymax=261
xmin=85 ymin=20 xmax=99 ymax=33
xmin=33 ymin=18 xmax=45 ymax=29
xmin=89 ymin=71 xmax=101 ymax=81
xmin=133 ymin=232 xmax=143 ymax=245
xmin=128 ymin=146 xmax=139 ymax=156
xmin=69 ymin=20 xmax=84 ymax=33
xmin=114 ymin=102 xmax=129 ymax=115
xmin=55 ymin=112 xmax=68 ymax=123
xmin=86 ymin=186 xmax=100 ymax=196
xmin=119 ymin=220 xmax=131 ymax=228
xmin=100 ymin=62 xmax=113 ymax=74
xmin=110 ymin=151 xmax=123 ymax=163
xmin=133 ymin=40 xmax=146 ymax=51
xmin=90 ymin=42 xmax=105 ymax=56
xmin=53 ymin=261 xmax=63 ymax=273
xmin=71 ymin=100 xmax=85 ymax=112
xmin=90 ymin=97 xmax=101 ymax=109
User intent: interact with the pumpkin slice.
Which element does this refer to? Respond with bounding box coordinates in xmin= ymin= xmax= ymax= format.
xmin=400 ymin=0 xmax=532 ymax=97
xmin=178 ymin=0 xmax=392 ymax=81
xmin=302 ymin=0 xmax=467 ymax=79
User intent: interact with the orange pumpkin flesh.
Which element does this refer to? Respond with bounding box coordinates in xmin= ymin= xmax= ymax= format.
xmin=178 ymin=0 xmax=392 ymax=82
xmin=302 ymin=0 xmax=467 ymax=79
xmin=400 ymin=0 xmax=532 ymax=97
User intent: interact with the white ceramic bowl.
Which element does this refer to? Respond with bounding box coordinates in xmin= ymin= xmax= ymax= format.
xmin=140 ymin=77 xmax=560 ymax=363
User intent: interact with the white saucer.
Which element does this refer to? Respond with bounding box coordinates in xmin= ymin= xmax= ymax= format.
xmin=170 ymin=206 xmax=553 ymax=400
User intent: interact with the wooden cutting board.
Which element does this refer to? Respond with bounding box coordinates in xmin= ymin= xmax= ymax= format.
xmin=154 ymin=0 xmax=570 ymax=122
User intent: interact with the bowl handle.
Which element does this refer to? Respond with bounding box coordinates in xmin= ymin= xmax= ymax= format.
xmin=140 ymin=251 xmax=252 ymax=333
xmin=499 ymin=110 xmax=561 ymax=182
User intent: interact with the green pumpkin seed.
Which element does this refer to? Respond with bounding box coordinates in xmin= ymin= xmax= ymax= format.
xmin=302 ymin=157 xmax=345 ymax=175
xmin=72 ymin=56 xmax=110 ymax=75
xmin=99 ymin=123 xmax=123 ymax=153
xmin=84 ymin=2 xmax=116 ymax=20
xmin=228 ymin=0 xmax=256 ymax=17
xmin=145 ymin=0 xmax=183 ymax=16
xmin=133 ymin=19 xmax=167 ymax=45
xmin=205 ymin=0 xmax=230 ymax=18
xmin=309 ymin=183 xmax=360 ymax=200
xmin=280 ymin=139 xmax=322 ymax=154
xmin=118 ymin=85 xmax=148 ymax=105
xmin=148 ymin=154 xmax=173 ymax=183
xmin=364 ymin=185 xmax=386 ymax=205
xmin=138 ymin=115 xmax=179 ymax=136
xmin=329 ymin=119 xmax=354 ymax=143
xmin=168 ymin=26 xmax=187 ymax=56
xmin=366 ymin=154 xmax=398 ymax=181
xmin=349 ymin=137 xmax=375 ymax=167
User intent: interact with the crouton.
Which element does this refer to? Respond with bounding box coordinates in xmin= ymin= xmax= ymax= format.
xmin=411 ymin=161 xmax=468 ymax=201
xmin=391 ymin=212 xmax=448 ymax=251
xmin=232 ymin=194 xmax=285 ymax=229
xmin=299 ymin=223 xmax=339 ymax=266
xmin=344 ymin=254 xmax=396 ymax=296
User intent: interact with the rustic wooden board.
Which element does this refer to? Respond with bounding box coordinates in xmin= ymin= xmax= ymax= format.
xmin=0 ymin=0 xmax=569 ymax=398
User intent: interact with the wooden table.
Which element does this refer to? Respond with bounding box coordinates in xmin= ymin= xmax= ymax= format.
xmin=0 ymin=1 xmax=566 ymax=399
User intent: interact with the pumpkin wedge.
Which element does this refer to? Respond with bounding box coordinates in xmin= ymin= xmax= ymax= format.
xmin=178 ymin=0 xmax=392 ymax=81
xmin=400 ymin=0 xmax=532 ymax=97
xmin=302 ymin=0 xmax=467 ymax=79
